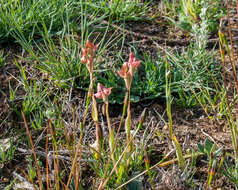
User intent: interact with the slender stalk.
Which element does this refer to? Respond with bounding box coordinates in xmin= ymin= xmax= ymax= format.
xmin=125 ymin=89 xmax=132 ymax=151
xmin=237 ymin=0 xmax=238 ymax=18
xmin=165 ymin=58 xmax=172 ymax=139
xmin=218 ymin=32 xmax=238 ymax=161
xmin=49 ymin=120 xmax=60 ymax=190
xmin=116 ymin=91 xmax=129 ymax=136
xmin=98 ymin=101 xmax=132 ymax=189
xmin=104 ymin=100 xmax=118 ymax=176
xmin=73 ymin=107 xmax=77 ymax=153
xmin=72 ymin=106 xmax=77 ymax=187
xmin=165 ymin=57 xmax=185 ymax=171
xmin=91 ymin=94 xmax=102 ymax=159
xmin=105 ymin=101 xmax=112 ymax=133
xmin=144 ymin=148 xmax=155 ymax=190
xmin=75 ymin=122 xmax=84 ymax=190
xmin=66 ymin=123 xmax=83 ymax=188
xmin=100 ymin=90 xmax=129 ymax=186
xmin=205 ymin=157 xmax=213 ymax=189
xmin=224 ymin=0 xmax=238 ymax=171
xmin=46 ymin=120 xmax=50 ymax=190
xmin=21 ymin=111 xmax=43 ymax=190
xmin=226 ymin=0 xmax=238 ymax=95
xmin=83 ymin=73 xmax=94 ymax=125
xmin=112 ymin=91 xmax=129 ymax=162
xmin=105 ymin=101 xmax=114 ymax=159
xmin=219 ymin=30 xmax=229 ymax=101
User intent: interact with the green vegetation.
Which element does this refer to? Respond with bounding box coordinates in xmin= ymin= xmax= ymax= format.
xmin=0 ymin=0 xmax=238 ymax=189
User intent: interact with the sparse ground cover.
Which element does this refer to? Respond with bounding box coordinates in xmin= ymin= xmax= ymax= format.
xmin=0 ymin=0 xmax=238 ymax=189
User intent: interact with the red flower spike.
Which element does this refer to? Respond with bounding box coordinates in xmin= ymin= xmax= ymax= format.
xmin=80 ymin=40 xmax=98 ymax=73
xmin=86 ymin=40 xmax=97 ymax=51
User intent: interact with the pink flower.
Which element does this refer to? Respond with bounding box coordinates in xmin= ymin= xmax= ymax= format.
xmin=128 ymin=52 xmax=140 ymax=68
xmin=94 ymin=83 xmax=112 ymax=101
xmin=118 ymin=52 xmax=140 ymax=79
xmin=128 ymin=52 xmax=140 ymax=76
xmin=118 ymin=62 xmax=130 ymax=79
xmin=117 ymin=52 xmax=140 ymax=90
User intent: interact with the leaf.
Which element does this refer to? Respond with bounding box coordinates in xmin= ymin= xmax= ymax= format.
xmin=214 ymin=147 xmax=223 ymax=158
xmin=204 ymin=138 xmax=213 ymax=155
xmin=198 ymin=143 xmax=204 ymax=153
xmin=172 ymin=135 xmax=185 ymax=171
xmin=116 ymin=164 xmax=125 ymax=184
xmin=126 ymin=172 xmax=143 ymax=190
xmin=130 ymin=95 xmax=140 ymax=103
xmin=91 ymin=96 xmax=98 ymax=122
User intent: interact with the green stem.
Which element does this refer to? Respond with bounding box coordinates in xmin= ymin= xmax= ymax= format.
xmin=165 ymin=58 xmax=172 ymax=139
xmin=116 ymin=91 xmax=128 ymax=136
xmin=105 ymin=100 xmax=116 ymax=167
xmin=125 ymin=90 xmax=131 ymax=144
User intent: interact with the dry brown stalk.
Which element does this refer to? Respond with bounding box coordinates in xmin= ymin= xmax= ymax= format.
xmin=21 ymin=110 xmax=43 ymax=190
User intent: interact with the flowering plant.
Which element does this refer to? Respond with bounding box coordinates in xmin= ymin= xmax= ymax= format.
xmin=118 ymin=52 xmax=140 ymax=90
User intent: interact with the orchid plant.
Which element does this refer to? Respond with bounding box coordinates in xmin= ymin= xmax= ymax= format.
xmin=118 ymin=52 xmax=140 ymax=152
xmin=66 ymin=40 xmax=100 ymax=188
xmin=81 ymin=41 xmax=103 ymax=160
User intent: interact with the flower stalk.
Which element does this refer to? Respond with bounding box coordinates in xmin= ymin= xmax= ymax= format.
xmin=118 ymin=52 xmax=140 ymax=160
xmin=81 ymin=41 xmax=103 ymax=159
xmin=67 ymin=40 xmax=100 ymax=188
xmin=94 ymin=83 xmax=115 ymax=163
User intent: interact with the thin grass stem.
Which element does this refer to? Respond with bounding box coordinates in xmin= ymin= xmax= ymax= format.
xmin=21 ymin=110 xmax=43 ymax=190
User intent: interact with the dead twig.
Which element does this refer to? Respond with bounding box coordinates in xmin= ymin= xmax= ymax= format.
xmin=21 ymin=111 xmax=43 ymax=190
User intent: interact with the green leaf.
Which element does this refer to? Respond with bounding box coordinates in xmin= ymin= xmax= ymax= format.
xmin=198 ymin=143 xmax=204 ymax=153
xmin=214 ymin=147 xmax=223 ymax=158
xmin=204 ymin=138 xmax=213 ymax=155
xmin=126 ymin=172 xmax=143 ymax=190
xmin=130 ymin=95 xmax=140 ymax=103
xmin=116 ymin=164 xmax=125 ymax=184
xmin=91 ymin=96 xmax=98 ymax=122
xmin=173 ymin=135 xmax=185 ymax=171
